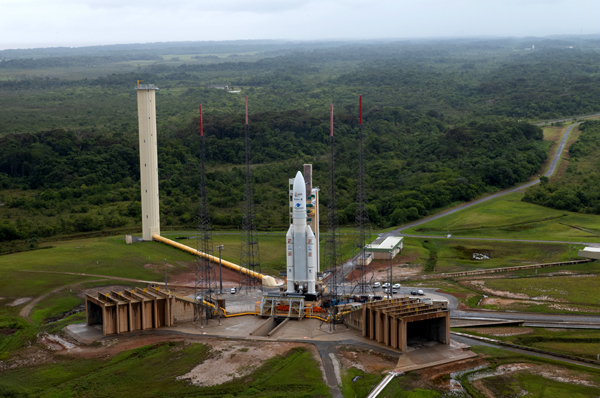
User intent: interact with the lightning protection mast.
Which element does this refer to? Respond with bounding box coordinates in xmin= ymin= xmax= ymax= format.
xmin=324 ymin=103 xmax=343 ymax=331
xmin=239 ymin=96 xmax=262 ymax=293
xmin=352 ymin=95 xmax=374 ymax=295
xmin=195 ymin=104 xmax=218 ymax=326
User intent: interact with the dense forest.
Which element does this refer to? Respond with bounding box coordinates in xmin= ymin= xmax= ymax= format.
xmin=0 ymin=37 xmax=598 ymax=248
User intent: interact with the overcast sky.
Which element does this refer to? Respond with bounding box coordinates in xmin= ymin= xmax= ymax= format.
xmin=2 ymin=0 xmax=599 ymax=50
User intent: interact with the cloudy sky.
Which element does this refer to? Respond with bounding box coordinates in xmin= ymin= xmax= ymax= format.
xmin=2 ymin=0 xmax=599 ymax=49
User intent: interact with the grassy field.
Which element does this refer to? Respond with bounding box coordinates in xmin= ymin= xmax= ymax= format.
xmin=0 ymin=235 xmax=201 ymax=298
xmin=402 ymin=236 xmax=579 ymax=274
xmin=403 ymin=192 xmax=600 ymax=243
xmin=481 ymin=272 xmax=600 ymax=307
xmin=464 ymin=346 xmax=600 ymax=397
xmin=455 ymin=327 xmax=600 ymax=361
xmin=0 ymin=343 xmax=330 ymax=398
xmin=171 ymin=231 xmax=377 ymax=275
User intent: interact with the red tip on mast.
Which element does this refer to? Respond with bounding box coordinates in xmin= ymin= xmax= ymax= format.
xmin=330 ymin=104 xmax=333 ymax=137
xmin=199 ymin=104 xmax=203 ymax=136
xmin=245 ymin=96 xmax=248 ymax=125
xmin=359 ymin=95 xmax=362 ymax=125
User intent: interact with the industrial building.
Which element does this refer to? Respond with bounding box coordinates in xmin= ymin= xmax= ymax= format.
xmin=578 ymin=247 xmax=600 ymax=260
xmin=365 ymin=237 xmax=404 ymax=260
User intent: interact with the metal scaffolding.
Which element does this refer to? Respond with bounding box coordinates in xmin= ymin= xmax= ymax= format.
xmin=351 ymin=95 xmax=374 ymax=295
xmin=195 ymin=104 xmax=219 ymax=326
xmin=323 ymin=104 xmax=343 ymax=331
xmin=239 ymin=96 xmax=262 ymax=292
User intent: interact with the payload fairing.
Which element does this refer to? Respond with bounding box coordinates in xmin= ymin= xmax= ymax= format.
xmin=286 ymin=171 xmax=317 ymax=295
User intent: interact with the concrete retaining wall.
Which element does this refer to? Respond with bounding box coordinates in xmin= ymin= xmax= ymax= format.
xmin=250 ymin=317 xmax=276 ymax=336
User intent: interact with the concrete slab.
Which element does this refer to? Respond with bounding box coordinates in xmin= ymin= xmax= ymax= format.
xmin=172 ymin=315 xmax=267 ymax=337
xmin=64 ymin=323 xmax=104 ymax=345
xmin=395 ymin=339 xmax=478 ymax=372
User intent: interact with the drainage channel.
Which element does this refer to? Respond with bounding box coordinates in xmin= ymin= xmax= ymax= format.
xmin=248 ymin=316 xmax=290 ymax=338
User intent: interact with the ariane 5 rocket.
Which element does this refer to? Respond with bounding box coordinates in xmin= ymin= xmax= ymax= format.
xmin=286 ymin=171 xmax=317 ymax=295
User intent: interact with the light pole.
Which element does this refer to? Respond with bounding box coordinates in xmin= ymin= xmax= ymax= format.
xmin=217 ymin=245 xmax=224 ymax=294
xmin=388 ymin=250 xmax=393 ymax=300
xmin=164 ymin=258 xmax=168 ymax=291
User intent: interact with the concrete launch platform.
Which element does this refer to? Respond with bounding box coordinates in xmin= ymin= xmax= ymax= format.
xmin=395 ymin=340 xmax=477 ymax=372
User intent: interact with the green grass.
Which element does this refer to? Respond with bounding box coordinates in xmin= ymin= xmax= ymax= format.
xmin=0 ymin=344 xmax=330 ymax=398
xmin=341 ymin=366 xmax=444 ymax=398
xmin=30 ymin=280 xmax=148 ymax=324
xmin=428 ymin=282 xmax=482 ymax=307
xmin=173 ymin=231 xmax=377 ymax=275
xmin=464 ymin=346 xmax=600 ymax=398
xmin=481 ymin=272 xmax=600 ymax=307
xmin=0 ymin=312 xmax=37 ymax=359
xmin=455 ymin=327 xmax=600 ymax=360
xmin=0 ymin=235 xmax=203 ymax=297
xmin=381 ymin=372 xmax=443 ymax=397
xmin=402 ymin=237 xmax=578 ymax=274
xmin=481 ymin=372 xmax=600 ymax=398
xmin=403 ymin=192 xmax=600 ymax=243
xmin=341 ymin=367 xmax=384 ymax=398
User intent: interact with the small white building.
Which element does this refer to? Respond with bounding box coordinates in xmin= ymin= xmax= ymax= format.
xmin=578 ymin=247 xmax=600 ymax=260
xmin=365 ymin=236 xmax=404 ymax=260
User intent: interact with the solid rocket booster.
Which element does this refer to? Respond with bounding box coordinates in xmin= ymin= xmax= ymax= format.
xmin=286 ymin=171 xmax=317 ymax=294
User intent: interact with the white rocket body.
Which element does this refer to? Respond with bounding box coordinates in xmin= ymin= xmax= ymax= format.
xmin=286 ymin=171 xmax=317 ymax=295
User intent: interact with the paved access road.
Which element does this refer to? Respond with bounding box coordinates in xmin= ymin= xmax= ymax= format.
xmin=452 ymin=310 xmax=600 ymax=324
xmin=378 ymin=123 xmax=581 ymax=241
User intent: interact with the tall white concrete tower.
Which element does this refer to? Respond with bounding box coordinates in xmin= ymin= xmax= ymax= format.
xmin=136 ymin=84 xmax=160 ymax=241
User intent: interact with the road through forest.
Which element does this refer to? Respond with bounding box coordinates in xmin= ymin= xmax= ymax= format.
xmin=378 ymin=122 xmax=581 ymax=242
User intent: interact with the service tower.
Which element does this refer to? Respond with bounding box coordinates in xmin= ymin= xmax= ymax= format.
xmin=136 ymin=84 xmax=160 ymax=241
xmin=286 ymin=171 xmax=317 ymax=295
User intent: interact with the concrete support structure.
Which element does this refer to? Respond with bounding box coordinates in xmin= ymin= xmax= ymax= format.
xmin=360 ymin=297 xmax=450 ymax=352
xmin=136 ymin=84 xmax=160 ymax=241
xmin=86 ymin=287 xmax=196 ymax=336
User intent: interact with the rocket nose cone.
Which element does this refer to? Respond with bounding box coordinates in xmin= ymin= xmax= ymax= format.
xmin=292 ymin=171 xmax=306 ymax=218
xmin=293 ymin=171 xmax=305 ymax=190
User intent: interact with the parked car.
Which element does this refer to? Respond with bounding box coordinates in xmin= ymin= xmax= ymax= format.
xmin=392 ymin=283 xmax=401 ymax=289
xmin=417 ymin=289 xmax=425 ymax=296
xmin=231 ymin=287 xmax=237 ymax=294
xmin=410 ymin=290 xmax=418 ymax=296
xmin=382 ymin=283 xmax=390 ymax=288
xmin=373 ymin=282 xmax=381 ymax=288
xmin=383 ymin=288 xmax=390 ymax=294
xmin=392 ymin=289 xmax=398 ymax=294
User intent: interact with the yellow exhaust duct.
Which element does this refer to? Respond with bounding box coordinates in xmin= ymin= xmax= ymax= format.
xmin=152 ymin=234 xmax=279 ymax=287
